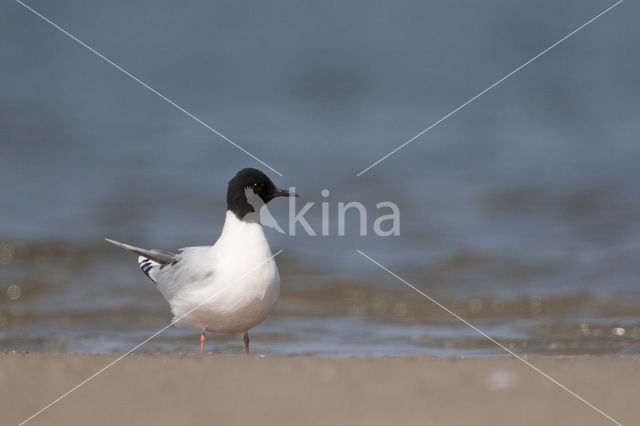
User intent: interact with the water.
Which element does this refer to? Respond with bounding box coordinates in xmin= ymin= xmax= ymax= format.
xmin=1 ymin=0 xmax=639 ymax=356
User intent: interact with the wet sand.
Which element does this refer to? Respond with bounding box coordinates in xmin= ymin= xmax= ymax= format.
xmin=1 ymin=353 xmax=637 ymax=425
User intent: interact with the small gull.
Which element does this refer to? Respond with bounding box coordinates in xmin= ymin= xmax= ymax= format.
xmin=106 ymin=168 xmax=297 ymax=355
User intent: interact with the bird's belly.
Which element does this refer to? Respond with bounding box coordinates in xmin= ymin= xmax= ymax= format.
xmin=169 ymin=262 xmax=280 ymax=334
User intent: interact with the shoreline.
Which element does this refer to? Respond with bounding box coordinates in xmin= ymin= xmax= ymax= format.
xmin=2 ymin=353 xmax=637 ymax=425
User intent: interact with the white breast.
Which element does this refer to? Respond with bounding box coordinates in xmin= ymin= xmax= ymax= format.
xmin=154 ymin=211 xmax=280 ymax=334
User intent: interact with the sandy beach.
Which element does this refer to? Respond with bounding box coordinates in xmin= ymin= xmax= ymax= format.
xmin=2 ymin=353 xmax=637 ymax=426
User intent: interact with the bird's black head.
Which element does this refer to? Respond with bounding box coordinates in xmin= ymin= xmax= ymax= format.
xmin=227 ymin=168 xmax=298 ymax=220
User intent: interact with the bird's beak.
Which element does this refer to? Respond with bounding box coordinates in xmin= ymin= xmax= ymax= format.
xmin=272 ymin=188 xmax=299 ymax=198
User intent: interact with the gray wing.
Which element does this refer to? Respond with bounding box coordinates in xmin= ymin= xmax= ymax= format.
xmin=105 ymin=238 xmax=178 ymax=265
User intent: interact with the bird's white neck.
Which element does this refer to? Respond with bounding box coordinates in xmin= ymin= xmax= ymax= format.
xmin=215 ymin=210 xmax=271 ymax=257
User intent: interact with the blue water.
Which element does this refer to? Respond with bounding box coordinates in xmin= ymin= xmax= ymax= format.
xmin=1 ymin=0 xmax=639 ymax=355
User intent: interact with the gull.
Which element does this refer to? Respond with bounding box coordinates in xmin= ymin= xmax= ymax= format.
xmin=106 ymin=168 xmax=297 ymax=355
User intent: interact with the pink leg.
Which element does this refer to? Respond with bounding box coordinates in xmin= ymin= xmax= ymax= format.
xmin=243 ymin=332 xmax=250 ymax=355
xmin=200 ymin=330 xmax=206 ymax=355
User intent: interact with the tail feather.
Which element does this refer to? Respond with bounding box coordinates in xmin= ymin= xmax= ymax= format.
xmin=138 ymin=256 xmax=161 ymax=282
xmin=105 ymin=238 xmax=178 ymax=265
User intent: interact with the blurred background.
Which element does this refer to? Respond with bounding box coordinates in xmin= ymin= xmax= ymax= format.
xmin=1 ymin=0 xmax=639 ymax=355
